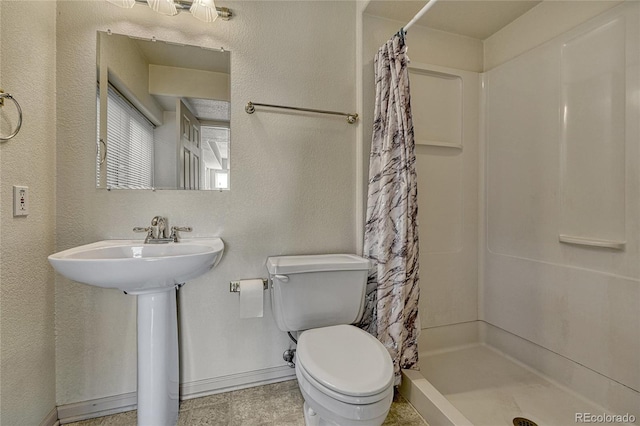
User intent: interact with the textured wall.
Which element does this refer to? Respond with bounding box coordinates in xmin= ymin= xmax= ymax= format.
xmin=55 ymin=0 xmax=356 ymax=405
xmin=0 ymin=1 xmax=57 ymax=424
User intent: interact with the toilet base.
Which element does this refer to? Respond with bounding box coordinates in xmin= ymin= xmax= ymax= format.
xmin=303 ymin=401 xmax=330 ymax=426
xmin=299 ymin=382 xmax=391 ymax=426
xmin=302 ymin=401 xmax=389 ymax=426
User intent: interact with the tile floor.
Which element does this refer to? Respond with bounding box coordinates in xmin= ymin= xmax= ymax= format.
xmin=64 ymin=379 xmax=428 ymax=426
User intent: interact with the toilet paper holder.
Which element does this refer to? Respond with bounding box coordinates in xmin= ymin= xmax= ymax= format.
xmin=230 ymin=279 xmax=268 ymax=292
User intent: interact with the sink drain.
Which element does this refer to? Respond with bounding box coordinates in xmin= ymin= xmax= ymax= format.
xmin=513 ymin=417 xmax=538 ymax=426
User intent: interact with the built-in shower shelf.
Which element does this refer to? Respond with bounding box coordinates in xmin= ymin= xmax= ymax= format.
xmin=416 ymin=139 xmax=463 ymax=149
xmin=558 ymin=234 xmax=626 ymax=250
xmin=409 ymin=63 xmax=463 ymax=151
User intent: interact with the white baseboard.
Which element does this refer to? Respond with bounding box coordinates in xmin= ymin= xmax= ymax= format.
xmin=57 ymin=392 xmax=137 ymax=424
xmin=180 ymin=365 xmax=296 ymax=400
xmin=39 ymin=406 xmax=59 ymax=426
xmin=56 ymin=365 xmax=296 ymax=424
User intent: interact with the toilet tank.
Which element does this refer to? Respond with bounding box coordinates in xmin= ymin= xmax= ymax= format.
xmin=266 ymin=254 xmax=371 ymax=332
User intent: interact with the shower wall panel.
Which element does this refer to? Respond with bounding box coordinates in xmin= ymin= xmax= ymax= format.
xmin=484 ymin=3 xmax=640 ymax=395
xmin=409 ymin=63 xmax=480 ymax=329
xmin=560 ymin=17 xmax=627 ymax=249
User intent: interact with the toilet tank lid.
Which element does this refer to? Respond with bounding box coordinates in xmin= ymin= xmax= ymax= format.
xmin=266 ymin=254 xmax=371 ymax=275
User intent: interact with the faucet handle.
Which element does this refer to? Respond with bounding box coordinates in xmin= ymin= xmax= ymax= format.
xmin=133 ymin=226 xmax=153 ymax=244
xmin=169 ymin=226 xmax=192 ymax=242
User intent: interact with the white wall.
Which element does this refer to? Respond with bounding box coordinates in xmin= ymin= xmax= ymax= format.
xmin=362 ymin=15 xmax=481 ymax=329
xmin=484 ymin=0 xmax=621 ymax=71
xmin=154 ymin=111 xmax=178 ymax=189
xmin=483 ymin=1 xmax=639 ymax=410
xmin=55 ymin=0 xmax=357 ymax=407
xmin=100 ymin=31 xmax=164 ymax=124
xmin=0 ymin=1 xmax=57 ymax=424
xmin=149 ymin=65 xmax=230 ymax=101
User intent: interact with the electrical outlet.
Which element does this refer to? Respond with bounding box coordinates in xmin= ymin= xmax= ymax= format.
xmin=13 ymin=186 xmax=28 ymax=216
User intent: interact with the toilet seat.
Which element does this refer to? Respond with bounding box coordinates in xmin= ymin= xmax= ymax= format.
xmin=296 ymin=362 xmax=394 ymax=425
xmin=296 ymin=325 xmax=394 ymax=401
xmin=296 ymin=358 xmax=392 ymax=405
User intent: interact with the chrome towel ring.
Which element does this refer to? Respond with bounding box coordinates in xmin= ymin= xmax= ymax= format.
xmin=0 ymin=92 xmax=23 ymax=141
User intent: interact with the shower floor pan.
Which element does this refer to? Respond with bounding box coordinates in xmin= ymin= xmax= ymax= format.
xmin=400 ymin=342 xmax=636 ymax=426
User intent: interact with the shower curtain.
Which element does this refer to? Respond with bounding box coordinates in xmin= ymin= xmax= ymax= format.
xmin=361 ymin=29 xmax=420 ymax=384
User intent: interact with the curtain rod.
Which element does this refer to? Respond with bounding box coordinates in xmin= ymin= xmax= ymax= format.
xmin=404 ymin=0 xmax=439 ymax=32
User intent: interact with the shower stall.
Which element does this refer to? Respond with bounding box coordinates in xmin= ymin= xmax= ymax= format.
xmin=361 ymin=1 xmax=639 ymax=424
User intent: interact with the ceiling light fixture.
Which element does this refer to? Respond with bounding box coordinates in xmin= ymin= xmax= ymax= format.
xmin=147 ymin=0 xmax=178 ymax=16
xmin=106 ymin=0 xmax=232 ymax=21
xmin=107 ymin=0 xmax=136 ymax=7
xmin=190 ymin=0 xmax=218 ymax=23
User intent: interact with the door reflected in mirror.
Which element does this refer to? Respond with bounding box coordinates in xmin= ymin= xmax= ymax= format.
xmin=96 ymin=31 xmax=230 ymax=190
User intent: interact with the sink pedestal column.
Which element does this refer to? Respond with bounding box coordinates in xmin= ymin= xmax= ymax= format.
xmin=136 ymin=288 xmax=179 ymax=426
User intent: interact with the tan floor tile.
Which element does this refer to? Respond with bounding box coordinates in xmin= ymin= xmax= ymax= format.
xmin=186 ymin=401 xmax=231 ymax=425
xmin=229 ymin=395 xmax=276 ymax=425
xmin=273 ymin=413 xmax=306 ymax=426
xmin=63 ymin=417 xmax=105 ymax=426
xmin=384 ymin=393 xmax=428 ymax=425
xmin=228 ymin=384 xmax=268 ymax=402
xmin=62 ymin=380 xmax=427 ymax=426
xmin=271 ymin=389 xmax=305 ymax=422
xmin=177 ymin=409 xmax=193 ymax=426
xmin=180 ymin=391 xmax=230 ymax=411
xmin=100 ymin=410 xmax=137 ymax=426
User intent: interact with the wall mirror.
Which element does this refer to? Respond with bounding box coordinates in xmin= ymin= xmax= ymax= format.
xmin=96 ymin=31 xmax=230 ymax=190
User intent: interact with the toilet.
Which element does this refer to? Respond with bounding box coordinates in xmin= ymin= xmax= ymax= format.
xmin=267 ymin=254 xmax=394 ymax=426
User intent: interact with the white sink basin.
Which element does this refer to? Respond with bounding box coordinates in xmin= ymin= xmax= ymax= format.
xmin=48 ymin=237 xmax=224 ymax=426
xmin=48 ymin=238 xmax=223 ymax=293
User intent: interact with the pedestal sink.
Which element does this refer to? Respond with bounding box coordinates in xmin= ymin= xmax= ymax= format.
xmin=49 ymin=238 xmax=224 ymax=426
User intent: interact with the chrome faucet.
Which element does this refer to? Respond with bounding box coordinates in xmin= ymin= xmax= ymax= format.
xmin=151 ymin=215 xmax=168 ymax=239
xmin=134 ymin=216 xmax=191 ymax=243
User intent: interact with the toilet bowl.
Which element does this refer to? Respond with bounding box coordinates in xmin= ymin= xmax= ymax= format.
xmin=294 ymin=325 xmax=394 ymax=426
xmin=266 ymin=254 xmax=394 ymax=425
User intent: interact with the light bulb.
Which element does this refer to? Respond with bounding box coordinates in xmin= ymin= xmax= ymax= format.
xmin=146 ymin=0 xmax=178 ymax=16
xmin=190 ymin=0 xmax=218 ymax=23
xmin=106 ymin=0 xmax=136 ymax=8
